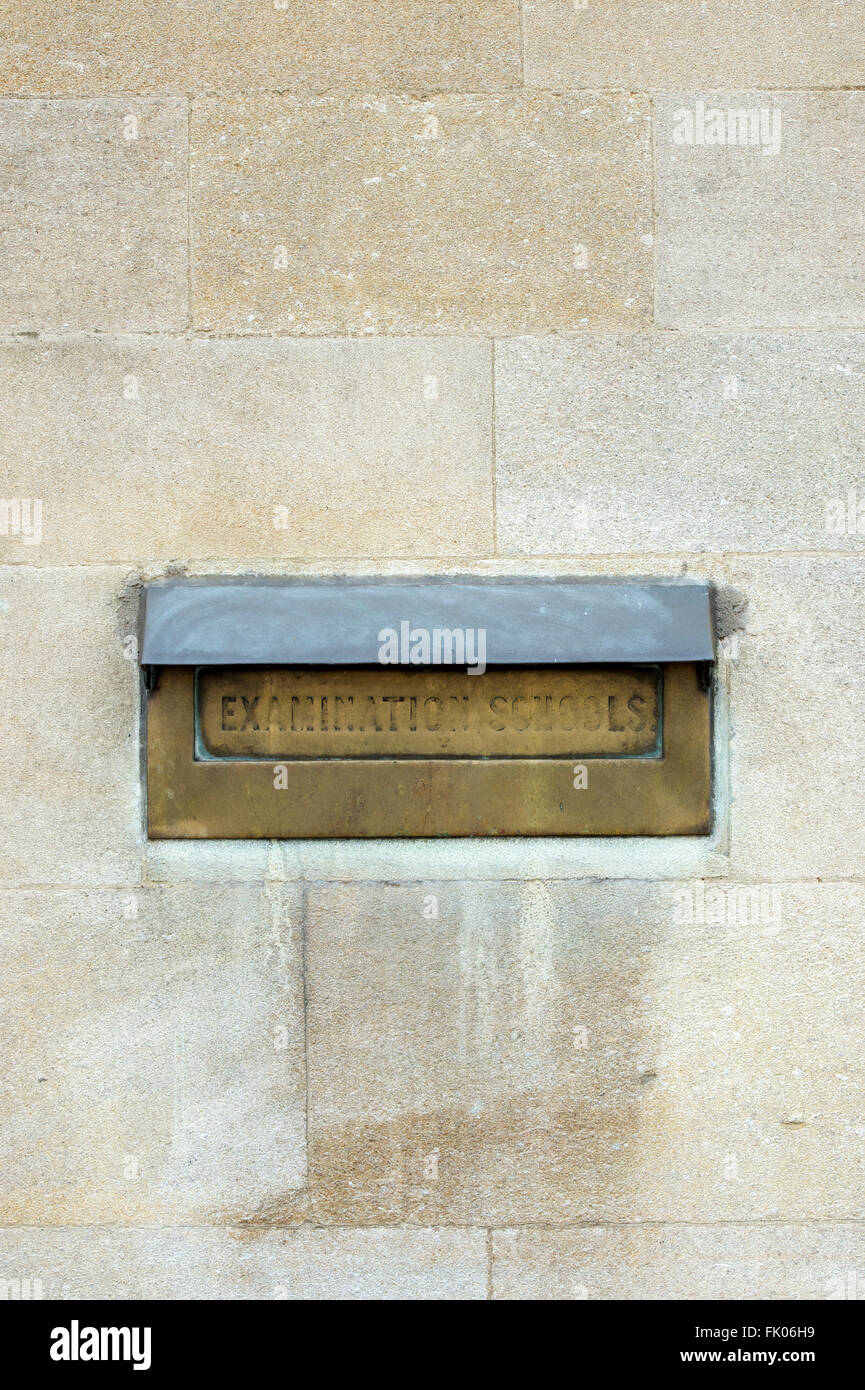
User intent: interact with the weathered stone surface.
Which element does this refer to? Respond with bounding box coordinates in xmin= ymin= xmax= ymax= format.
xmin=2 ymin=1 xmax=862 ymax=1305
xmin=0 ymin=568 xmax=141 ymax=887
xmin=0 ymin=338 xmax=492 ymax=561
xmin=146 ymin=832 xmax=729 ymax=886
xmin=495 ymin=334 xmax=865 ymax=555
xmin=0 ymin=1224 xmax=486 ymax=1299
xmin=492 ymin=1224 xmax=865 ymax=1300
xmin=656 ymin=92 xmax=865 ymax=328
xmin=0 ymin=100 xmax=187 ymax=332
xmin=192 ymin=94 xmax=652 ymax=334
xmin=0 ymin=1 xmax=519 ymax=96
xmin=307 ymin=879 xmax=865 ymax=1224
xmin=0 ymin=884 xmax=305 ymax=1224
xmin=722 ymin=556 xmax=865 ymax=880
xmin=524 ymin=2 xmax=865 ymax=90
xmin=0 ymin=2 xmax=186 ymax=95
xmin=146 ymin=842 xmax=273 ymax=885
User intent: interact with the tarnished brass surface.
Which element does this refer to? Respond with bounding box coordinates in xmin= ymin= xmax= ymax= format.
xmin=147 ymin=663 xmax=711 ymax=838
xmin=197 ymin=666 xmax=659 ymax=759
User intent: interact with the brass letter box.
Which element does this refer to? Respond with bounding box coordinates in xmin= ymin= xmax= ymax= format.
xmin=141 ymin=579 xmax=714 ymax=838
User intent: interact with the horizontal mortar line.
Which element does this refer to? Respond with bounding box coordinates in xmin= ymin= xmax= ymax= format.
xmin=0 ymin=329 xmax=590 ymax=343
xmin=528 ymin=85 xmax=865 ymax=96
xmin=504 ymin=84 xmax=865 ymax=98
xmin=2 ymin=551 xmax=864 ymax=570
xmin=1 ymin=1218 xmax=863 ymax=1232
xmin=3 ymin=86 xmax=865 ymax=102
xmin=0 ymin=88 xmax=642 ymax=103
xmin=10 ymin=325 xmax=865 ymax=343
xmin=80 ymin=325 xmax=865 ymax=340
xmin=0 ymin=1226 xmax=476 ymax=1237
xmin=254 ymin=875 xmax=865 ymax=887
xmin=332 ymin=1218 xmax=865 ymax=1230
xmin=0 ymin=329 xmax=653 ymax=343
xmin=0 ymin=333 xmax=637 ymax=350
xmin=487 ymin=1217 xmax=865 ymax=1229
xmin=651 ymin=323 xmax=865 ymax=335
xmin=6 ymin=876 xmax=863 ymax=892
xmin=599 ymin=547 xmax=863 ymax=559
xmin=0 ymin=884 xmax=149 ymax=892
xmin=629 ymin=85 xmax=865 ymax=95
xmin=157 ymin=324 xmax=865 ymax=338
xmin=0 ymin=93 xmax=199 ymax=102
xmin=0 ymin=1220 xmax=490 ymax=1234
xmin=491 ymin=548 xmax=865 ymax=559
xmin=115 ymin=329 xmax=667 ymax=342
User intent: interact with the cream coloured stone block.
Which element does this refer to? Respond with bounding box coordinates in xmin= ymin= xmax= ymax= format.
xmin=0 ymin=567 xmax=141 ymax=887
xmin=0 ymin=1 xmax=520 ymax=96
xmin=192 ymin=94 xmax=652 ymax=334
xmin=0 ymin=99 xmax=187 ymax=332
xmin=307 ymin=879 xmax=865 ymax=1224
xmin=0 ymin=1224 xmax=487 ymax=1300
xmin=0 ymin=884 xmax=305 ymax=1224
xmin=656 ymin=92 xmax=865 ymax=329
xmin=492 ymin=1224 xmax=865 ymax=1300
xmin=0 ymin=337 xmax=493 ymax=561
xmin=524 ymin=2 xmax=865 ymax=90
xmin=495 ymin=334 xmax=865 ymax=555
xmin=722 ymin=556 xmax=865 ymax=879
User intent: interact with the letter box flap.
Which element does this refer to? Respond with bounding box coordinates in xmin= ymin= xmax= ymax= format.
xmin=140 ymin=577 xmax=714 ymax=666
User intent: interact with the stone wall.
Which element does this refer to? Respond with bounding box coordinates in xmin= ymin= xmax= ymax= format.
xmin=1 ymin=4 xmax=863 ymax=1300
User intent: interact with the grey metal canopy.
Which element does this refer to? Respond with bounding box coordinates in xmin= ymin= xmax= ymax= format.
xmin=140 ymin=577 xmax=714 ymax=666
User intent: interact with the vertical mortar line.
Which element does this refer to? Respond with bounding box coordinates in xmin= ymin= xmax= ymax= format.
xmin=491 ymin=337 xmax=498 ymax=555
xmin=300 ymin=875 xmax=312 ymax=1211
xmin=486 ymin=1228 xmax=494 ymax=1299
xmin=138 ymin=664 xmax=147 ymax=888
xmin=649 ymin=92 xmax=658 ymax=327
xmin=719 ymin=649 xmax=733 ymax=859
xmin=517 ymin=0 xmax=526 ymax=85
xmin=186 ymin=95 xmax=193 ymax=336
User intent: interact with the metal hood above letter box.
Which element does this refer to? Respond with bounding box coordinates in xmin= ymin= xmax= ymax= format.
xmin=140 ymin=577 xmax=714 ymax=839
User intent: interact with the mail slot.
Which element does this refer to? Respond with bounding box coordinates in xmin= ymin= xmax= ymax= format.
xmin=140 ymin=579 xmax=714 ymax=837
xmin=197 ymin=666 xmax=661 ymax=759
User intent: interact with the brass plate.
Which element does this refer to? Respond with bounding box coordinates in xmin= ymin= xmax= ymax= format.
xmin=146 ymin=663 xmax=710 ymax=838
xmin=197 ymin=666 xmax=659 ymax=760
